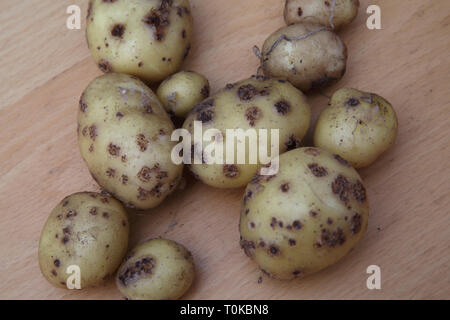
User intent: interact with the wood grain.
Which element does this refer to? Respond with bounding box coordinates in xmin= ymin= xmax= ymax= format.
xmin=0 ymin=0 xmax=449 ymax=300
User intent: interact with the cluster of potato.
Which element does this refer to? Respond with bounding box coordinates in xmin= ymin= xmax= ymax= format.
xmin=38 ymin=0 xmax=399 ymax=299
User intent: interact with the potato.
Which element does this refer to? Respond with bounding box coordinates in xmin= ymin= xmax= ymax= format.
xmin=284 ymin=0 xmax=359 ymax=30
xmin=86 ymin=0 xmax=193 ymax=83
xmin=182 ymin=76 xmax=311 ymax=188
xmin=260 ymin=23 xmax=347 ymax=92
xmin=157 ymin=71 xmax=210 ymax=118
xmin=38 ymin=192 xmax=130 ymax=289
xmin=116 ymin=238 xmax=195 ymax=300
xmin=314 ymin=88 xmax=398 ymax=168
xmin=78 ymin=73 xmax=183 ymax=210
xmin=239 ymin=147 xmax=369 ymax=280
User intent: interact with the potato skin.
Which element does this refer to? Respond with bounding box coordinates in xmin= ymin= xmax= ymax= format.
xmin=239 ymin=147 xmax=369 ymax=280
xmin=182 ymin=76 xmax=311 ymax=189
xmin=78 ymin=73 xmax=183 ymax=210
xmin=284 ymin=0 xmax=359 ymax=30
xmin=116 ymin=238 xmax=195 ymax=300
xmin=86 ymin=0 xmax=193 ymax=83
xmin=157 ymin=71 xmax=210 ymax=118
xmin=38 ymin=192 xmax=129 ymax=289
xmin=261 ymin=23 xmax=347 ymax=92
xmin=314 ymin=88 xmax=398 ymax=168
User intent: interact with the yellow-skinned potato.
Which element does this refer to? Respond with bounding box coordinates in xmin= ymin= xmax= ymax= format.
xmin=182 ymin=76 xmax=311 ymax=189
xmin=86 ymin=0 xmax=193 ymax=83
xmin=261 ymin=23 xmax=347 ymax=92
xmin=78 ymin=73 xmax=183 ymax=210
xmin=39 ymin=192 xmax=129 ymax=289
xmin=314 ymin=88 xmax=398 ymax=168
xmin=240 ymin=147 xmax=369 ymax=280
xmin=116 ymin=238 xmax=195 ymax=300
xmin=284 ymin=0 xmax=360 ymax=30
xmin=157 ymin=71 xmax=210 ymax=117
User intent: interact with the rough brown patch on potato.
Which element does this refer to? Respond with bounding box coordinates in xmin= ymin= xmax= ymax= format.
xmin=352 ymin=181 xmax=367 ymax=203
xmin=62 ymin=200 xmax=69 ymax=207
xmin=201 ymin=84 xmax=210 ymax=98
xmin=327 ymin=217 xmax=334 ymax=225
xmin=292 ymin=220 xmax=302 ymax=230
xmin=274 ymin=100 xmax=291 ymax=115
xmin=89 ymin=207 xmax=98 ymax=215
xmin=223 ymin=165 xmax=239 ymax=178
xmin=318 ymin=228 xmax=346 ymax=248
xmin=332 ymin=175 xmax=351 ymax=204
xmin=121 ymin=175 xmax=128 ymax=185
xmin=308 ymin=163 xmax=328 ymax=177
xmin=54 ymin=259 xmax=61 ymax=267
xmin=106 ymin=168 xmax=116 ymax=178
xmin=304 ymin=148 xmax=320 ymax=156
xmin=183 ymin=44 xmax=191 ymax=60
xmin=285 ymin=135 xmax=301 ymax=151
xmin=98 ymin=59 xmax=112 ymax=73
xmin=181 ymin=29 xmax=187 ymax=39
xmin=244 ymin=208 xmax=250 ymax=215
xmin=347 ymin=98 xmax=360 ymax=107
xmin=138 ymin=166 xmax=152 ymax=183
xmin=138 ymin=61 xmax=143 ymax=67
xmin=111 ymin=24 xmax=125 ymax=38
xmin=66 ymin=210 xmax=77 ymax=219
xmin=136 ymin=134 xmax=149 ymax=152
xmin=238 ymin=84 xmax=258 ymax=101
xmin=142 ymin=0 xmax=172 ymax=41
xmin=108 ymin=143 xmax=120 ymax=157
xmin=311 ymin=75 xmax=337 ymax=89
xmin=225 ymin=83 xmax=235 ymax=90
xmin=268 ymin=245 xmax=280 ymax=256
xmin=297 ymin=7 xmax=303 ymax=16
xmin=249 ymin=222 xmax=255 ymax=228
xmin=51 ymin=269 xmax=57 ymax=276
xmin=288 ymin=239 xmax=296 ymax=246
xmin=350 ymin=213 xmax=362 ymax=234
xmin=102 ymin=212 xmax=109 ymax=218
xmin=240 ymin=239 xmax=255 ymax=258
xmin=118 ymin=257 xmax=155 ymax=286
xmin=334 ymin=154 xmax=351 ymax=167
xmin=280 ymin=183 xmax=290 ymax=192
xmin=245 ymin=106 xmax=262 ymax=126
xmin=310 ymin=210 xmax=319 ymax=217
xmin=194 ymin=99 xmax=215 ymax=123
xmin=79 ymin=93 xmax=88 ymax=112
xmin=116 ymin=112 xmax=124 ymax=118
xmin=89 ymin=125 xmax=97 ymax=141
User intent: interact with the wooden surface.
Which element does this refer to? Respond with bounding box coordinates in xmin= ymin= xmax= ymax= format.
xmin=0 ymin=0 xmax=449 ymax=300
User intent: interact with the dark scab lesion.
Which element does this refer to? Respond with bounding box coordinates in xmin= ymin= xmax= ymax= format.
xmin=136 ymin=134 xmax=149 ymax=152
xmin=280 ymin=182 xmax=290 ymax=192
xmin=108 ymin=143 xmax=120 ymax=157
xmin=194 ymin=98 xmax=215 ymax=124
xmin=142 ymin=0 xmax=173 ymax=41
xmin=66 ymin=210 xmax=77 ymax=219
xmin=285 ymin=134 xmax=301 ymax=151
xmin=240 ymin=239 xmax=255 ymax=258
xmin=304 ymin=147 xmax=320 ymax=156
xmin=317 ymin=228 xmax=346 ymax=248
xmin=90 ymin=207 xmax=98 ymax=215
xmin=200 ymin=84 xmax=210 ymax=98
xmin=268 ymin=244 xmax=280 ymax=256
xmin=98 ymin=59 xmax=112 ymax=73
xmin=311 ymin=75 xmax=337 ymax=89
xmin=121 ymin=175 xmax=129 ymax=185
xmin=350 ymin=213 xmax=362 ymax=234
xmin=223 ymin=164 xmax=239 ymax=178
xmin=274 ymin=100 xmax=291 ymax=115
xmin=352 ymin=180 xmax=367 ymax=203
xmin=238 ymin=84 xmax=269 ymax=102
xmin=89 ymin=125 xmax=97 ymax=141
xmin=51 ymin=269 xmax=57 ymax=276
xmin=106 ymin=168 xmax=116 ymax=178
xmin=334 ymin=154 xmax=351 ymax=167
xmin=245 ymin=106 xmax=262 ymax=126
xmin=292 ymin=220 xmax=302 ymax=230
xmin=79 ymin=93 xmax=88 ymax=112
xmin=102 ymin=212 xmax=110 ymax=219
xmin=119 ymin=257 xmax=155 ymax=286
xmin=54 ymin=259 xmax=61 ymax=267
xmin=332 ymin=174 xmax=351 ymax=204
xmin=308 ymin=163 xmax=328 ymax=177
xmin=111 ymin=24 xmax=125 ymax=38
xmin=347 ymin=98 xmax=360 ymax=107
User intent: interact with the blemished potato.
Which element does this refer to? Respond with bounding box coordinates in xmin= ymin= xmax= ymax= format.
xmin=314 ymin=88 xmax=398 ymax=168
xmin=182 ymin=76 xmax=311 ymax=189
xmin=116 ymin=238 xmax=195 ymax=300
xmin=86 ymin=0 xmax=193 ymax=83
xmin=261 ymin=23 xmax=347 ymax=92
xmin=157 ymin=71 xmax=210 ymax=118
xmin=38 ymin=192 xmax=130 ymax=289
xmin=78 ymin=73 xmax=183 ymax=210
xmin=284 ymin=0 xmax=360 ymax=30
xmin=240 ymin=147 xmax=369 ymax=280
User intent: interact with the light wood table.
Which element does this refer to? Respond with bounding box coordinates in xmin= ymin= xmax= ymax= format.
xmin=0 ymin=0 xmax=449 ymax=299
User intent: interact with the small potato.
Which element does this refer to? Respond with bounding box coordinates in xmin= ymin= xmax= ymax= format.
xmin=240 ymin=147 xmax=369 ymax=280
xmin=38 ymin=192 xmax=130 ymax=289
xmin=78 ymin=73 xmax=183 ymax=210
xmin=182 ymin=76 xmax=311 ymax=189
xmin=116 ymin=238 xmax=195 ymax=300
xmin=86 ymin=0 xmax=193 ymax=83
xmin=284 ymin=0 xmax=359 ymax=30
xmin=261 ymin=23 xmax=347 ymax=92
xmin=157 ymin=71 xmax=210 ymax=118
xmin=314 ymin=88 xmax=398 ymax=168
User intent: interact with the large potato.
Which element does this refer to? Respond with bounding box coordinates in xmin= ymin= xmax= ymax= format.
xmin=182 ymin=76 xmax=311 ymax=188
xmin=116 ymin=238 xmax=195 ymax=300
xmin=284 ymin=0 xmax=359 ymax=30
xmin=261 ymin=23 xmax=347 ymax=92
xmin=38 ymin=192 xmax=129 ymax=289
xmin=314 ymin=88 xmax=398 ymax=168
xmin=78 ymin=73 xmax=183 ymax=210
xmin=240 ymin=147 xmax=369 ymax=280
xmin=86 ymin=0 xmax=193 ymax=83
xmin=157 ymin=71 xmax=210 ymax=118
